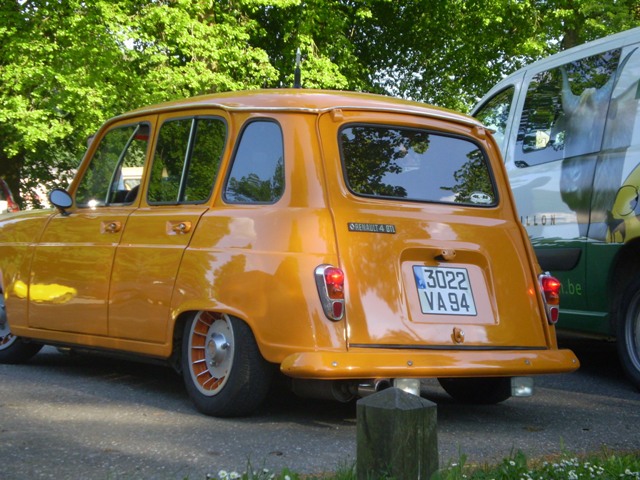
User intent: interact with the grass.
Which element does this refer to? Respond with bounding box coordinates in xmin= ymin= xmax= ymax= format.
xmin=433 ymin=450 xmax=640 ymax=480
xmin=205 ymin=450 xmax=640 ymax=480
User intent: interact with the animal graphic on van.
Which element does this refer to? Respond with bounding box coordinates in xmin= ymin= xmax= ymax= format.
xmin=607 ymin=164 xmax=640 ymax=243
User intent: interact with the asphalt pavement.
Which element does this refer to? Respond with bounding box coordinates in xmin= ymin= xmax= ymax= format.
xmin=0 ymin=335 xmax=638 ymax=479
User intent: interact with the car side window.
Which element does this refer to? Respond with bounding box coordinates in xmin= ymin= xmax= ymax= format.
xmin=516 ymin=49 xmax=621 ymax=167
xmin=224 ymin=120 xmax=284 ymax=204
xmin=473 ymin=86 xmax=514 ymax=154
xmin=75 ymin=123 xmax=150 ymax=207
xmin=147 ymin=117 xmax=226 ymax=204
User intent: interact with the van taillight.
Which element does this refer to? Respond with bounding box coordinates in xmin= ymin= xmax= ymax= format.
xmin=315 ymin=265 xmax=345 ymax=321
xmin=539 ymin=273 xmax=560 ymax=324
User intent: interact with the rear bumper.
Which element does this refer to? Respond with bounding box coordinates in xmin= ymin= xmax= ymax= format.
xmin=280 ymin=348 xmax=580 ymax=379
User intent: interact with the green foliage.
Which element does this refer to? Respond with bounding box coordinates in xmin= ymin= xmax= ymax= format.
xmin=203 ymin=451 xmax=640 ymax=479
xmin=433 ymin=451 xmax=640 ymax=480
xmin=226 ymin=160 xmax=285 ymax=203
xmin=340 ymin=126 xmax=413 ymax=197
xmin=1 ymin=0 xmax=639 ymax=207
xmin=207 ymin=464 xmax=353 ymax=480
xmin=444 ymin=149 xmax=495 ymax=204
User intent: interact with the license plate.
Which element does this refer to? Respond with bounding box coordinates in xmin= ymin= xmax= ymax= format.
xmin=413 ymin=266 xmax=477 ymax=316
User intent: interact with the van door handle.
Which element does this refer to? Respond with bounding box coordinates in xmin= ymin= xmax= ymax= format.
xmin=102 ymin=221 xmax=122 ymax=234
xmin=168 ymin=221 xmax=192 ymax=234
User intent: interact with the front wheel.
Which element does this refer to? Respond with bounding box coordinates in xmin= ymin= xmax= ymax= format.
xmin=438 ymin=377 xmax=512 ymax=404
xmin=181 ymin=312 xmax=273 ymax=417
xmin=0 ymin=294 xmax=42 ymax=364
xmin=617 ymin=277 xmax=640 ymax=390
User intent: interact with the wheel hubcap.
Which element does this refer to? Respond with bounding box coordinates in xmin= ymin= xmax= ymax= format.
xmin=624 ymin=292 xmax=640 ymax=372
xmin=188 ymin=312 xmax=234 ymax=396
xmin=206 ymin=332 xmax=230 ymax=367
xmin=631 ymin=301 xmax=640 ymax=369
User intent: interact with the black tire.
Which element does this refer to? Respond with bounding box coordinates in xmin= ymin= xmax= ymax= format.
xmin=438 ymin=377 xmax=512 ymax=404
xmin=181 ymin=312 xmax=273 ymax=417
xmin=617 ymin=277 xmax=640 ymax=390
xmin=0 ymin=294 xmax=42 ymax=364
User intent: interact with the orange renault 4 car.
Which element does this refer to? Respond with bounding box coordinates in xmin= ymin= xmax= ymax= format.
xmin=0 ymin=90 xmax=578 ymax=416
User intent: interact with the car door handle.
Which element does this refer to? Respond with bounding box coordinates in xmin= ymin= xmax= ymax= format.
xmin=102 ymin=221 xmax=122 ymax=234
xmin=168 ymin=221 xmax=192 ymax=234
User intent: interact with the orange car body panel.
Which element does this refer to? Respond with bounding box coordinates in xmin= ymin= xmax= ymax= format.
xmin=0 ymin=89 xmax=578 ymax=378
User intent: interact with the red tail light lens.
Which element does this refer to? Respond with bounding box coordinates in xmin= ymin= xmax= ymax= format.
xmin=324 ymin=267 xmax=344 ymax=299
xmin=315 ymin=265 xmax=345 ymax=321
xmin=541 ymin=276 xmax=560 ymax=305
xmin=539 ymin=273 xmax=560 ymax=324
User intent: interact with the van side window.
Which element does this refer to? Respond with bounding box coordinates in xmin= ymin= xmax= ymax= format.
xmin=148 ymin=117 xmax=226 ymax=204
xmin=473 ymin=87 xmax=514 ymax=152
xmin=224 ymin=121 xmax=285 ymax=204
xmin=76 ymin=123 xmax=149 ymax=207
xmin=602 ymin=45 xmax=640 ymax=151
xmin=517 ymin=49 xmax=621 ymax=166
xmin=340 ymin=125 xmax=497 ymax=206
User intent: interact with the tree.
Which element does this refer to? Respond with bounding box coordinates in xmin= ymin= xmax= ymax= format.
xmin=329 ymin=0 xmax=640 ymax=110
xmin=246 ymin=0 xmax=368 ymax=90
xmin=1 ymin=0 xmax=639 ymax=207
xmin=0 ymin=0 xmax=282 ymax=208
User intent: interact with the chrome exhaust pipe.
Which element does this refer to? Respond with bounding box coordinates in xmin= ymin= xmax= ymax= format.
xmin=357 ymin=378 xmax=392 ymax=397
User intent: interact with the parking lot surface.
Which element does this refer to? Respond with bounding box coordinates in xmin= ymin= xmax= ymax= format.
xmin=0 ymin=335 xmax=638 ymax=479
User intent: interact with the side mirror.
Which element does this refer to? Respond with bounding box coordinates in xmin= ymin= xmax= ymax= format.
xmin=49 ymin=188 xmax=73 ymax=215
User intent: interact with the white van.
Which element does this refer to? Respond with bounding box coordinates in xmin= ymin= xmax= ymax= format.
xmin=473 ymin=27 xmax=640 ymax=389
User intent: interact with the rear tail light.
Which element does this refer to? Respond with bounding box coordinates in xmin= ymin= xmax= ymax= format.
xmin=314 ymin=264 xmax=345 ymax=321
xmin=539 ymin=273 xmax=560 ymax=324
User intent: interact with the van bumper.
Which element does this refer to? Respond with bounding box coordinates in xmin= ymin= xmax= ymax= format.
xmin=280 ymin=348 xmax=580 ymax=379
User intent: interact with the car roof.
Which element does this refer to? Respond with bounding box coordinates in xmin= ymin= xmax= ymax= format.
xmin=115 ymin=89 xmax=483 ymax=129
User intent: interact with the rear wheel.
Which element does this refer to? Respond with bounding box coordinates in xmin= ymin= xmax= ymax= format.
xmin=617 ymin=277 xmax=640 ymax=390
xmin=0 ymin=294 xmax=42 ymax=364
xmin=181 ymin=312 xmax=273 ymax=417
xmin=438 ymin=377 xmax=511 ymax=404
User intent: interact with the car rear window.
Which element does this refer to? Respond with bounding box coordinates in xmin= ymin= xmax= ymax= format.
xmin=340 ymin=125 xmax=497 ymax=206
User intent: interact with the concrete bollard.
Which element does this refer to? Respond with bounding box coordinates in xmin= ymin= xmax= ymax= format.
xmin=356 ymin=387 xmax=438 ymax=479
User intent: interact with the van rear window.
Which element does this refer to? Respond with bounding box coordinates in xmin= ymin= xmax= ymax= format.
xmin=340 ymin=125 xmax=497 ymax=206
